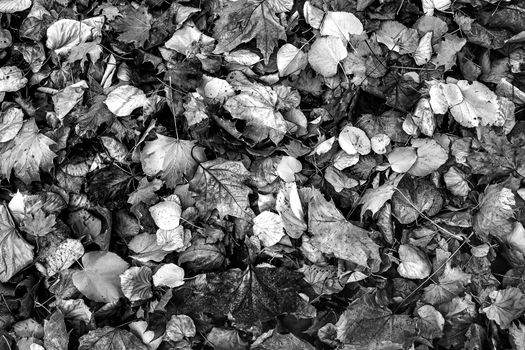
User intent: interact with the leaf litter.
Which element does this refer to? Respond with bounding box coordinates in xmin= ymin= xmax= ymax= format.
xmin=0 ymin=0 xmax=524 ymax=349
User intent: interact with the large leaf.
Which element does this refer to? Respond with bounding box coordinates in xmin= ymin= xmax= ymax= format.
xmin=0 ymin=0 xmax=31 ymax=13
xmin=113 ymin=5 xmax=152 ymax=48
xmin=212 ymin=0 xmax=292 ymax=63
xmin=308 ymin=189 xmax=381 ymax=271
xmin=482 ymin=287 xmax=525 ymax=329
xmin=223 ymin=84 xmax=287 ymax=144
xmin=307 ymin=36 xmax=347 ymax=77
xmin=335 ymin=296 xmax=417 ymax=347
xmin=72 ymin=251 xmax=129 ymax=302
xmin=473 ymin=184 xmax=517 ymax=239
xmin=0 ymin=204 xmax=34 ymax=282
xmin=141 ymin=136 xmax=206 ymax=188
xmin=170 ymin=266 xmax=307 ymax=329
xmin=189 ymin=159 xmax=252 ymax=219
xmin=78 ymin=326 xmax=147 ymax=350
xmin=0 ymin=118 xmax=57 ymax=184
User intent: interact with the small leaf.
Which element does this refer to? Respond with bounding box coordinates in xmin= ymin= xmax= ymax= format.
xmin=422 ymin=0 xmax=451 ymax=16
xmin=339 ymin=125 xmax=371 ymax=155
xmin=253 ymin=211 xmax=285 ymax=247
xmin=164 ymin=315 xmax=196 ymax=342
xmin=387 ymin=147 xmax=417 ymax=173
xmin=45 ymin=239 xmax=84 ymax=277
xmin=149 ymin=198 xmax=182 ymax=231
xmin=397 ymin=244 xmax=432 ymax=279
xmin=153 ymin=263 xmax=185 ymax=288
xmin=0 ymin=66 xmax=27 ymax=92
xmin=0 ymin=107 xmax=23 ymax=142
xmin=414 ymin=32 xmax=433 ymax=65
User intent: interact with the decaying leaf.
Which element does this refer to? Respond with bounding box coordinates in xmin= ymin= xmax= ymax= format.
xmin=308 ymin=190 xmax=381 ymax=270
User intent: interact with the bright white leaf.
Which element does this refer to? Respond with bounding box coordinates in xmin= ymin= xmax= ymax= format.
xmin=370 ymin=134 xmax=390 ymax=154
xmin=303 ymin=1 xmax=324 ymax=29
xmin=412 ymin=98 xmax=436 ymax=136
xmin=157 ymin=225 xmax=190 ymax=252
xmin=120 ymin=266 xmax=153 ymax=302
xmin=387 ymin=147 xmax=417 ymax=173
xmin=0 ymin=0 xmax=31 ymax=13
xmin=0 ymin=107 xmax=23 ymax=142
xmin=431 ymin=34 xmax=466 ymax=71
xmin=104 ymin=85 xmax=149 ymax=117
xmin=276 ymin=156 xmax=302 ymax=182
xmin=201 ymin=76 xmax=235 ymax=101
xmin=358 ymin=174 xmax=402 ymax=218
xmin=165 ymin=22 xmax=214 ymax=55
xmin=153 ymin=263 xmax=185 ymax=288
xmin=397 ymin=244 xmax=432 ymax=279
xmin=141 ymin=136 xmax=206 ymax=188
xmin=376 ymin=21 xmax=419 ymax=54
xmin=224 ymin=49 xmax=261 ymax=65
xmin=339 ymin=125 xmax=371 ymax=155
xmin=320 ymin=12 xmax=364 ymax=42
xmin=333 ymin=151 xmax=360 ymax=170
xmin=129 ymin=321 xmax=163 ymax=350
xmin=482 ymin=287 xmax=525 ymax=329
xmin=0 ymin=66 xmax=27 ymax=92
xmin=52 ymin=80 xmax=88 ymax=120
xmin=414 ymin=31 xmax=433 ymax=65
xmin=149 ymin=197 xmax=182 ymax=231
xmin=308 ymin=36 xmax=347 ymax=77
xmin=277 ymin=44 xmax=308 ymax=76
xmin=46 ymin=18 xmax=102 ymax=55
xmin=72 ymin=251 xmax=129 ymax=303
xmin=422 ymin=0 xmax=451 ymax=16
xmin=253 ymin=211 xmax=285 ymax=247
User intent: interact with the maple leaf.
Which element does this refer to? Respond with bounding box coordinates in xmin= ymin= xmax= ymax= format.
xmin=189 ymin=159 xmax=252 ymax=219
xmin=113 ymin=5 xmax=152 ymax=48
xmin=171 ymin=266 xmax=306 ymax=330
xmin=423 ymin=264 xmax=471 ymax=305
xmin=79 ymin=326 xmax=147 ymax=350
xmin=0 ymin=118 xmax=57 ymax=184
xmin=0 ymin=204 xmax=34 ymax=282
xmin=21 ymin=208 xmax=56 ymax=236
xmin=212 ymin=0 xmax=292 ymax=63
xmin=431 ymin=34 xmax=466 ymax=71
xmin=141 ymin=136 xmax=206 ymax=188
xmin=308 ymin=189 xmax=381 ymax=270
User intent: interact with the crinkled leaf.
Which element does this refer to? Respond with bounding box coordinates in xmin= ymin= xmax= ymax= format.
xmin=79 ymin=326 xmax=147 ymax=350
xmin=0 ymin=0 xmax=31 ymax=13
xmin=120 ymin=266 xmax=153 ymax=302
xmin=44 ymin=311 xmax=68 ymax=350
xmin=431 ymin=34 xmax=466 ymax=71
xmin=482 ymin=287 xmax=525 ymax=329
xmin=0 ymin=118 xmax=57 ymax=184
xmin=104 ymin=85 xmax=149 ymax=117
xmin=141 ymin=136 xmax=205 ymax=188
xmin=0 ymin=66 xmax=27 ymax=92
xmin=224 ymin=85 xmax=287 ymax=144
xmin=164 ymin=315 xmax=196 ymax=342
xmin=308 ymin=189 xmax=381 ymax=270
xmin=0 ymin=107 xmax=23 ymax=142
xmin=0 ymin=204 xmax=34 ymax=282
xmin=391 ymin=175 xmax=444 ymax=224
xmin=212 ymin=0 xmax=291 ymax=63
xmin=189 ymin=158 xmax=252 ymax=219
xmin=473 ymin=184 xmax=516 ymax=239
xmin=113 ymin=5 xmax=152 ymax=48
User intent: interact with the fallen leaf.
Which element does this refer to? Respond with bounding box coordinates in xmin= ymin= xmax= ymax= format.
xmin=104 ymin=85 xmax=149 ymax=117
xmin=72 ymin=251 xmax=129 ymax=302
xmin=398 ymin=244 xmax=432 ymax=279
xmin=431 ymin=34 xmax=466 ymax=71
xmin=212 ymin=0 xmax=291 ymax=63
xmin=0 ymin=118 xmax=57 ymax=184
xmin=307 ymin=36 xmax=347 ymax=77
xmin=0 ymin=0 xmax=31 ymax=13
xmin=482 ymin=287 xmax=525 ymax=329
xmin=164 ymin=315 xmax=196 ymax=342
xmin=153 ymin=263 xmax=185 ymax=288
xmin=253 ymin=211 xmax=285 ymax=247
xmin=44 ymin=311 xmax=68 ymax=350
xmin=78 ymin=326 xmax=147 ymax=350
xmin=0 ymin=66 xmax=27 ymax=92
xmin=0 ymin=204 xmax=34 ymax=282
xmin=141 ymin=136 xmax=206 ymax=188
xmin=339 ymin=125 xmax=371 ymax=155
xmin=120 ymin=266 xmax=153 ymax=302
xmin=113 ymin=5 xmax=152 ymax=48
xmin=320 ymin=12 xmax=364 ymax=42
xmin=308 ymin=189 xmax=381 ymax=270
xmin=277 ymin=44 xmax=308 ymax=77
xmin=149 ymin=198 xmax=182 ymax=231
xmin=0 ymin=107 xmax=23 ymax=142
